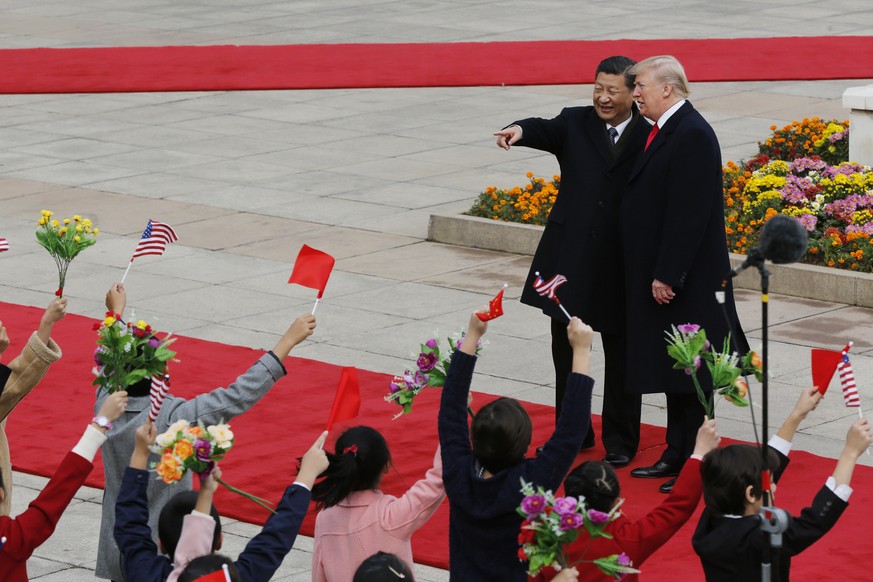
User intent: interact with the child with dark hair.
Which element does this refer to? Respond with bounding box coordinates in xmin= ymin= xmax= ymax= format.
xmin=533 ymin=417 xmax=720 ymax=581
xmin=0 ymin=390 xmax=127 ymax=581
xmin=96 ymin=283 xmax=317 ymax=581
xmin=438 ymin=310 xmax=595 ymax=581
xmin=353 ymin=551 xmax=415 ymax=582
xmin=0 ymin=297 xmax=66 ymax=516
xmin=693 ymin=387 xmax=873 ymax=581
xmin=179 ymin=554 xmax=239 ymax=582
xmin=114 ymin=420 xmax=329 ymax=582
xmin=310 ymin=426 xmax=444 ymax=581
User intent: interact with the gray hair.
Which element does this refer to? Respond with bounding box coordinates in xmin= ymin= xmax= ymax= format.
xmin=629 ymin=55 xmax=690 ymax=98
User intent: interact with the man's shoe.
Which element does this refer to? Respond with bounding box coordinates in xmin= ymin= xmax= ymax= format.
xmin=602 ymin=453 xmax=632 ymax=468
xmin=630 ymin=461 xmax=680 ymax=479
xmin=659 ymin=478 xmax=677 ymax=494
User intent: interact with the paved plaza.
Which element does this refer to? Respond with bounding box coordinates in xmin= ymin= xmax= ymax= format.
xmin=2 ymin=1 xmax=873 ymax=579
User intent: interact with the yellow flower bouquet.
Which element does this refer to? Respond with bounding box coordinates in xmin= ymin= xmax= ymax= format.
xmin=35 ymin=210 xmax=98 ymax=296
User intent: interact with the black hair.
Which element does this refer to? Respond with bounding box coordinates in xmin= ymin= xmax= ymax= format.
xmin=311 ymin=426 xmax=391 ymax=510
xmin=563 ymin=461 xmax=620 ymax=513
xmin=178 ymin=554 xmax=239 ymax=582
xmin=158 ymin=490 xmax=222 ymax=559
xmin=353 ymin=551 xmax=416 ymax=582
xmin=471 ymin=397 xmax=532 ymax=474
xmin=127 ymin=376 xmax=153 ymax=398
xmin=595 ymin=55 xmax=637 ymax=90
xmin=701 ymin=444 xmax=780 ymax=516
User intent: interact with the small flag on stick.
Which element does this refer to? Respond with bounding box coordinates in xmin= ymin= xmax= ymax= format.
xmin=533 ymin=272 xmax=572 ymax=322
xmin=148 ymin=373 xmax=171 ymax=422
xmin=326 ymin=367 xmax=360 ymax=430
xmin=838 ymin=352 xmax=860 ymax=408
xmin=289 ymin=244 xmax=335 ymax=314
xmin=0 ymin=238 xmax=9 ymax=253
xmin=477 ymin=284 xmax=507 ymax=322
xmin=122 ymin=220 xmax=179 ymax=283
xmin=811 ymin=342 xmax=853 ymax=394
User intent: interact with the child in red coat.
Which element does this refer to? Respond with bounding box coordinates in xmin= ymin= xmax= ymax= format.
xmin=533 ymin=417 xmax=720 ymax=581
xmin=0 ymin=390 xmax=128 ymax=581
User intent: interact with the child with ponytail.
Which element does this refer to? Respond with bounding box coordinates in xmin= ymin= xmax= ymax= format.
xmin=310 ymin=426 xmax=445 ymax=582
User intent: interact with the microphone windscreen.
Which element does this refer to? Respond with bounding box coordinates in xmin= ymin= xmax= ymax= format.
xmin=760 ymin=214 xmax=808 ymax=264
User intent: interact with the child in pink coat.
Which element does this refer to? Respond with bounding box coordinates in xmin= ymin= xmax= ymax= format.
xmin=311 ymin=426 xmax=445 ymax=581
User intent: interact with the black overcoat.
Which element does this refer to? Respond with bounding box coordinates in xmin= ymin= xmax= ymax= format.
xmin=620 ymin=101 xmax=747 ymax=395
xmin=517 ymin=106 xmax=649 ymax=335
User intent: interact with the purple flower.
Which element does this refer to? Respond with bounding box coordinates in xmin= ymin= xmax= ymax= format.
xmin=417 ymin=352 xmax=438 ymax=372
xmin=685 ymin=355 xmax=702 ymax=376
xmin=389 ymin=382 xmax=401 ymax=394
xmin=148 ymin=338 xmax=160 ymax=349
xmin=617 ymin=552 xmax=632 ymax=567
xmin=677 ymin=323 xmax=700 ymax=336
xmin=552 ymin=497 xmax=577 ymax=515
xmin=587 ymin=508 xmax=611 ymax=525
xmin=797 ymin=214 xmax=818 ymax=232
xmin=94 ymin=346 xmax=105 ymax=366
xmin=559 ymin=512 xmax=584 ymax=531
xmin=413 ymin=370 xmax=428 ymax=387
xmin=195 ymin=439 xmax=212 ymax=462
xmin=197 ymin=460 xmax=216 ymax=478
xmin=425 ymin=338 xmax=438 ymax=349
xmin=520 ymin=494 xmax=546 ymax=517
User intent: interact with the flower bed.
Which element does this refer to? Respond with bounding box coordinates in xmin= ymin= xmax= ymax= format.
xmin=467 ymin=118 xmax=873 ymax=273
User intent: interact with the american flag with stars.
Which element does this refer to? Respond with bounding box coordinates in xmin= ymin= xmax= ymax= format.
xmin=131 ymin=220 xmax=178 ymax=261
xmin=838 ymin=353 xmax=861 ymax=408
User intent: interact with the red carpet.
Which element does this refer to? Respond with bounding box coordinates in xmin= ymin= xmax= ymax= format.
xmin=1 ymin=37 xmax=872 ymax=94
xmin=2 ymin=301 xmax=872 ymax=578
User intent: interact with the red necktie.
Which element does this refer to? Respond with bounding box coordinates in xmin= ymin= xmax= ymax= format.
xmin=645 ymin=123 xmax=659 ymax=150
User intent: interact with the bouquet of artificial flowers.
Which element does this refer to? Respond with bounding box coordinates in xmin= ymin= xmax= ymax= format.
xmin=35 ymin=210 xmax=98 ymax=296
xmin=665 ymin=324 xmax=761 ymax=417
xmin=517 ymin=479 xmax=640 ymax=578
xmin=386 ymin=331 xmax=483 ymax=418
xmin=151 ymin=420 xmax=275 ymax=512
xmin=93 ymin=313 xmax=177 ymax=394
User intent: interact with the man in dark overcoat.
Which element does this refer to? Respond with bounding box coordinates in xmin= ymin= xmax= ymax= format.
xmin=495 ymin=56 xmax=650 ymax=467
xmin=622 ymin=55 xmax=747 ymax=493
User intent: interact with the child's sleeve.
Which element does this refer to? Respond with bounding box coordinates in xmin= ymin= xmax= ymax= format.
xmin=0 ymin=331 xmax=62 ymax=422
xmin=777 ymin=486 xmax=848 ymax=557
xmin=380 ymin=446 xmax=446 ymax=539
xmin=438 ymin=350 xmax=477 ymax=492
xmin=235 ymin=483 xmax=312 ymax=582
xmin=614 ymin=457 xmax=704 ymax=564
xmin=166 ymin=513 xmax=216 ymax=582
xmin=169 ymin=353 xmax=285 ymax=425
xmin=114 ymin=467 xmax=172 ymax=580
xmin=529 ymin=371 xmax=593 ymax=490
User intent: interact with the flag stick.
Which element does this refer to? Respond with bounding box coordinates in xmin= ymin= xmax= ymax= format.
xmin=311 ymin=297 xmax=320 ymax=315
xmin=120 ymin=260 xmax=133 ymax=284
xmin=557 ymin=303 xmax=572 ymax=322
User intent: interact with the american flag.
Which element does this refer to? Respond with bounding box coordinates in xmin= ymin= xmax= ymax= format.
xmin=838 ymin=353 xmax=860 ymax=407
xmin=533 ymin=272 xmax=568 ymax=301
xmin=0 ymin=238 xmax=9 ymax=252
xmin=131 ymin=220 xmax=178 ymax=261
xmin=148 ymin=373 xmax=171 ymax=422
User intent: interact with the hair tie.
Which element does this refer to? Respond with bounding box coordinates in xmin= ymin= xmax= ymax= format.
xmin=343 ymin=444 xmax=358 ymax=456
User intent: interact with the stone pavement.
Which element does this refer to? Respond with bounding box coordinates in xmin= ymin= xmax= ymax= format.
xmin=2 ymin=1 xmax=873 ymax=580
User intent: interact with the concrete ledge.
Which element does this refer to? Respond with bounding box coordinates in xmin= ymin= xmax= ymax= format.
xmin=428 ymin=213 xmax=873 ymax=307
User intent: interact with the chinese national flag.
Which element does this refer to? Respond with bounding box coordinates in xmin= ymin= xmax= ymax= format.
xmin=326 ymin=367 xmax=361 ymax=430
xmin=811 ymin=343 xmax=851 ymax=394
xmin=288 ymin=244 xmax=335 ymax=299
xmin=476 ymin=286 xmax=506 ymax=321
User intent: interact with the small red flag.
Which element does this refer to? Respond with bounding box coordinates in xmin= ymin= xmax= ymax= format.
xmin=477 ymin=285 xmax=506 ymax=321
xmin=326 ymin=367 xmax=360 ymax=430
xmin=811 ymin=342 xmax=852 ymax=394
xmin=289 ymin=244 xmax=335 ymax=299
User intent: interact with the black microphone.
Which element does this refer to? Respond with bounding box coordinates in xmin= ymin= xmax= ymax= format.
xmin=729 ymin=215 xmax=808 ymax=277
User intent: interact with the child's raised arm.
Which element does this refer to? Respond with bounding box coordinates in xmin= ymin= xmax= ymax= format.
xmin=567 ymin=317 xmax=593 ymax=376
xmin=130 ymin=421 xmax=157 ymax=470
xmin=105 ymin=282 xmax=127 ymax=317
xmin=272 ymin=314 xmax=316 ymax=360
xmin=195 ymin=466 xmax=221 ymax=515
xmin=36 ymin=297 xmax=67 ymax=345
xmin=460 ymin=309 xmax=488 ymax=356
xmin=693 ymin=417 xmax=720 ymax=458
xmin=832 ymin=418 xmax=873 ymax=489
xmin=776 ymin=387 xmax=822 ymax=444
xmin=297 ymin=431 xmax=329 ymax=489
xmin=0 ymin=321 xmax=9 ymax=357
